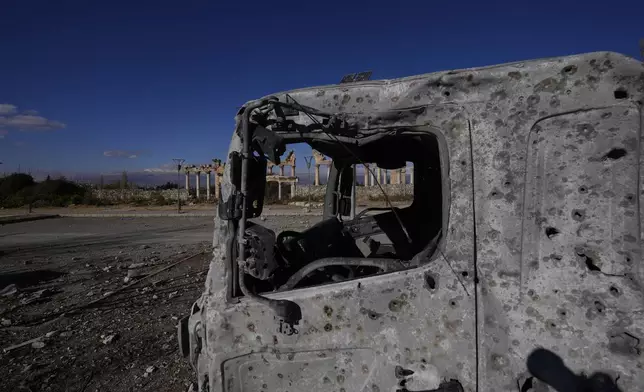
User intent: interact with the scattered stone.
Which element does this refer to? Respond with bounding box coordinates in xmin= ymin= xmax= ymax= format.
xmin=45 ymin=331 xmax=58 ymax=338
xmin=124 ymin=266 xmax=148 ymax=283
xmin=60 ymin=331 xmax=72 ymax=338
xmin=161 ymin=343 xmax=171 ymax=351
xmin=168 ymin=291 xmax=179 ymax=299
xmin=103 ymin=266 xmax=113 ymax=272
xmin=31 ymin=341 xmax=45 ymax=349
xmin=86 ymin=291 xmax=94 ymax=297
xmin=152 ymin=295 xmax=158 ymax=300
xmin=187 ymin=382 xmax=197 ymax=392
xmin=32 ymin=288 xmax=54 ymax=298
xmin=20 ymin=288 xmax=54 ymax=305
xmin=1 ymin=318 xmax=12 ymax=326
xmin=102 ymin=334 xmax=118 ymax=345
xmin=143 ymin=365 xmax=156 ymax=377
xmin=0 ymin=284 xmax=18 ymax=297
xmin=260 ymin=216 xmax=266 ymax=221
xmin=72 ymin=256 xmax=81 ymax=261
xmin=103 ymin=291 xmax=114 ymax=297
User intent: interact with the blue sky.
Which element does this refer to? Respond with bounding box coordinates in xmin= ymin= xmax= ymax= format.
xmin=0 ymin=0 xmax=642 ymax=178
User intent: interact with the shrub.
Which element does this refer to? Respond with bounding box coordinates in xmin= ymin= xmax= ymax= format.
xmin=150 ymin=192 xmax=168 ymax=206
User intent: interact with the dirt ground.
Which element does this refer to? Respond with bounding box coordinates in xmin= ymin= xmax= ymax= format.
xmin=0 ymin=215 xmax=317 ymax=392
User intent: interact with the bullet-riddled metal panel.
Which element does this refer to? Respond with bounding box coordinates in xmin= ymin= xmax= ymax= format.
xmin=192 ymin=51 xmax=644 ymax=392
xmin=475 ymin=106 xmax=644 ymax=391
xmin=522 ymin=107 xmax=640 ymax=277
xmin=207 ymin=111 xmax=477 ymax=392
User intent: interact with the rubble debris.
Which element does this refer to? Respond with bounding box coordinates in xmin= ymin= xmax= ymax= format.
xmin=0 ymin=284 xmax=18 ymax=297
xmin=168 ymin=291 xmax=179 ymax=299
xmin=19 ymin=288 xmax=56 ymax=305
xmin=45 ymin=331 xmax=58 ymax=338
xmin=124 ymin=263 xmax=149 ymax=283
xmin=0 ymin=217 xmax=211 ymax=390
xmin=143 ymin=365 xmax=156 ymax=377
xmin=31 ymin=341 xmax=46 ymax=349
xmin=22 ymin=363 xmax=38 ymax=373
xmin=3 ymin=331 xmax=56 ymax=353
xmin=102 ymin=334 xmax=119 ymax=345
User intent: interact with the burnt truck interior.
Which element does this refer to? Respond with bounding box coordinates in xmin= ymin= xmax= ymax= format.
xmin=220 ymin=96 xmax=446 ymax=323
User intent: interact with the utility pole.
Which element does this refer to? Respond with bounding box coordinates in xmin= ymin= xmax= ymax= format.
xmin=304 ymin=156 xmax=313 ymax=209
xmin=350 ymin=164 xmax=356 ymax=219
xmin=172 ymin=158 xmax=185 ymax=214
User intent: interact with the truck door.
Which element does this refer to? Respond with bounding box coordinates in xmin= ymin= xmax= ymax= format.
xmin=213 ymin=109 xmax=478 ymax=392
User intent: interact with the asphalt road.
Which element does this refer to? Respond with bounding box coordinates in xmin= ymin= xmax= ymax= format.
xmin=0 ymin=217 xmax=215 ymax=254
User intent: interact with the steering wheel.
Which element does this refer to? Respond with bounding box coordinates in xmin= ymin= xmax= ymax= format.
xmin=275 ymin=230 xmax=303 ymax=266
xmin=353 ymin=207 xmax=398 ymax=220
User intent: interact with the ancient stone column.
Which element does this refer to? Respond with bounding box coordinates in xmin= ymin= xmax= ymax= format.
xmin=292 ymin=164 xmax=296 ymax=177
xmin=277 ymin=181 xmax=282 ymax=200
xmin=279 ymin=166 xmax=284 ymax=176
xmin=409 ymin=166 xmax=414 ymax=184
xmin=195 ymin=172 xmax=201 ymax=199
xmin=401 ymin=167 xmax=406 ymax=185
xmin=376 ymin=166 xmax=381 ymax=184
xmin=290 ymin=181 xmax=295 ymax=199
xmin=206 ymin=172 xmax=211 ymax=200
xmin=392 ymin=170 xmax=399 ymax=184
xmin=185 ymin=173 xmax=190 ymax=190
xmin=215 ymin=176 xmax=221 ymax=199
xmin=314 ymin=164 xmax=320 ymax=186
xmin=363 ymin=164 xmax=369 ymax=186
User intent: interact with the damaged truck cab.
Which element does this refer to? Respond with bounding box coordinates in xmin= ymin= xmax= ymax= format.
xmin=181 ymin=52 xmax=644 ymax=391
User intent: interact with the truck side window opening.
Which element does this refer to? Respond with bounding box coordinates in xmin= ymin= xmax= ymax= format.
xmin=238 ymin=131 xmax=446 ymax=296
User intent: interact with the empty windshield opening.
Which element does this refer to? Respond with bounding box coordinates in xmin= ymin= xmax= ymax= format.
xmin=237 ymin=131 xmax=445 ymax=296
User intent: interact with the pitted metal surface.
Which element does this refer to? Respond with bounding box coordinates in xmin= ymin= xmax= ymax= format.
xmin=189 ymin=51 xmax=644 ymax=392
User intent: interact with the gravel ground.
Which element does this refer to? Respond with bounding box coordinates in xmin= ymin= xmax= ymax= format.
xmin=0 ymin=215 xmax=318 ymax=392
